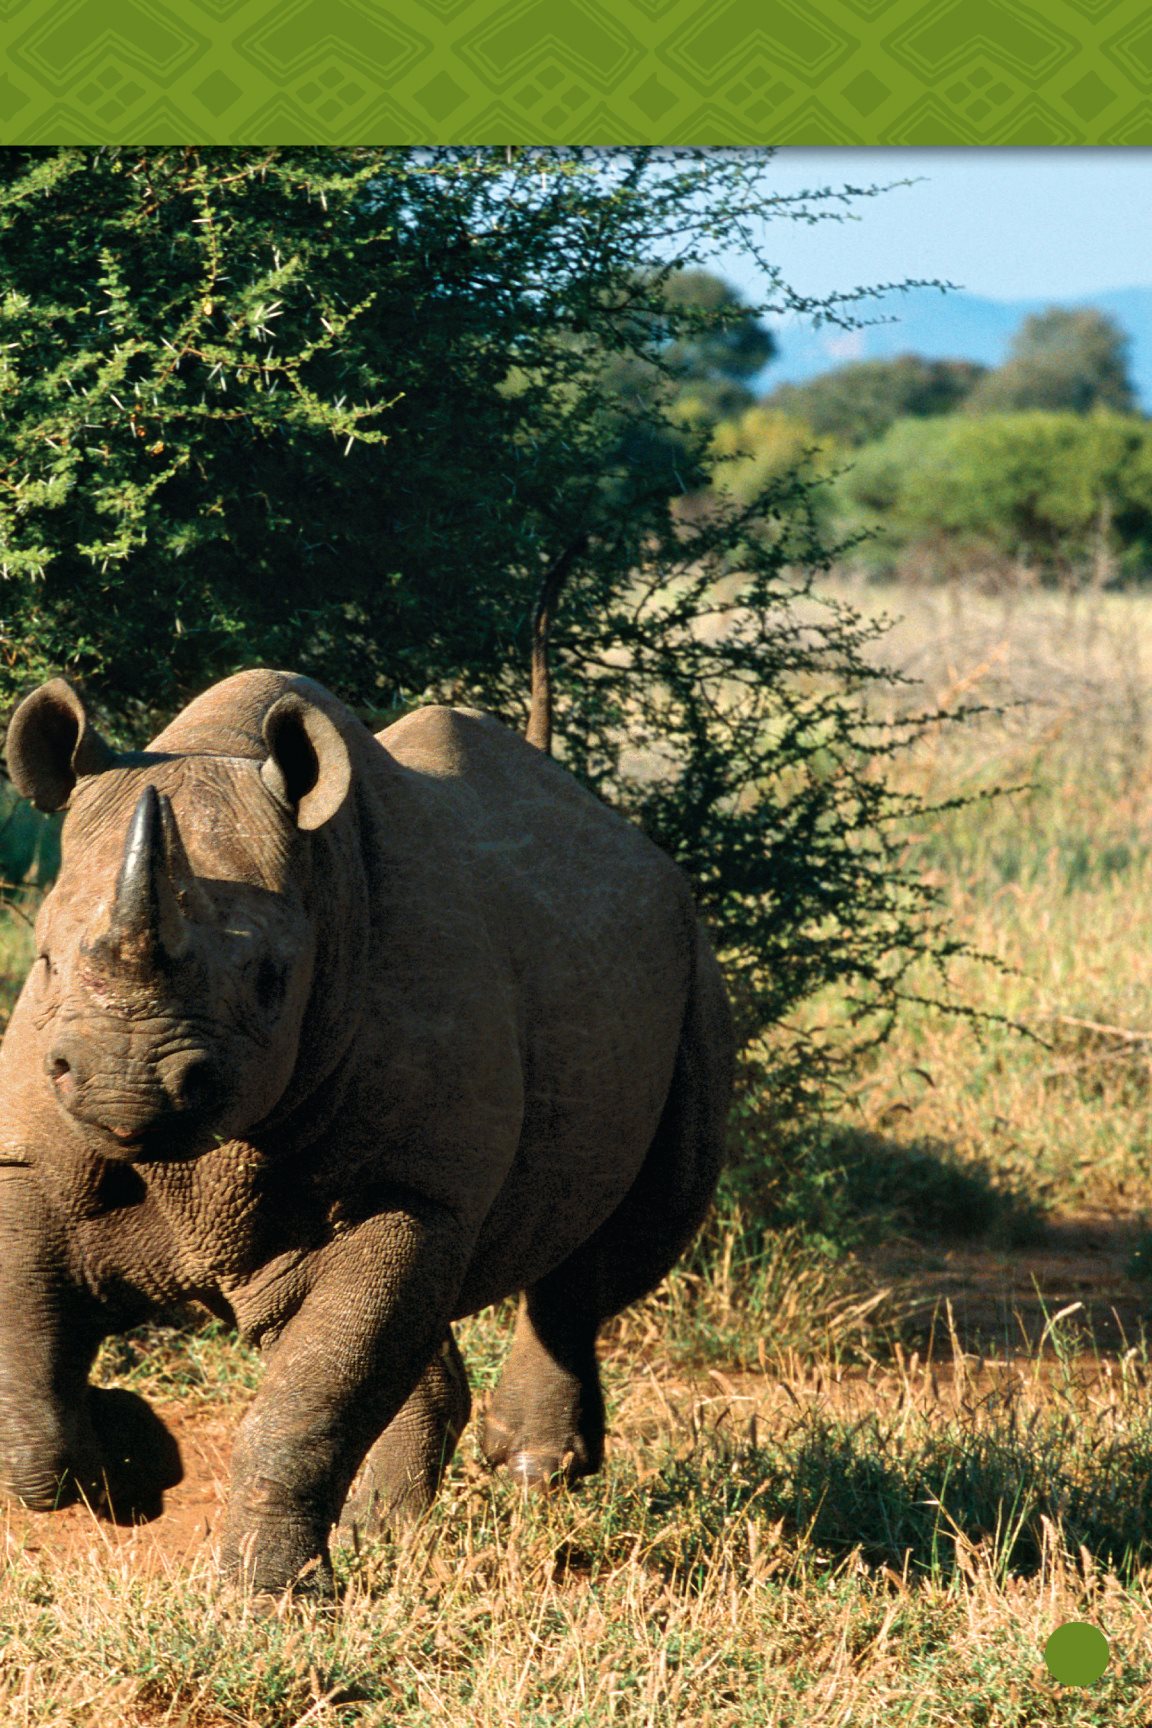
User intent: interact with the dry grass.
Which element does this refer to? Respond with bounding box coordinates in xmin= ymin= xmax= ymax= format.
xmin=2 ymin=1336 xmax=1152 ymax=1723
xmin=820 ymin=577 xmax=1152 ymax=1221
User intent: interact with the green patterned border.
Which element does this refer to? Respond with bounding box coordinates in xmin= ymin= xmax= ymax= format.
xmin=0 ymin=0 xmax=1148 ymax=145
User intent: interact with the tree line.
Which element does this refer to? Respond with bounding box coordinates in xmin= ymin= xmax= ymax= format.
xmin=716 ymin=306 xmax=1152 ymax=585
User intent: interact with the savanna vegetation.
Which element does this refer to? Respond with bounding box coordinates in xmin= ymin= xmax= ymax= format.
xmin=746 ymin=303 xmax=1152 ymax=589
xmin=1 ymin=146 xmax=1152 ymax=1723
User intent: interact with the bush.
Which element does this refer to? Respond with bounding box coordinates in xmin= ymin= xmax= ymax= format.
xmin=707 ymin=407 xmax=849 ymax=549
xmin=764 ymin=354 xmax=986 ymax=447
xmin=840 ymin=410 xmax=1152 ymax=583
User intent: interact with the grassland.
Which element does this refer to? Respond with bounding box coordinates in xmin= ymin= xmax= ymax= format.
xmin=4 ymin=580 xmax=1152 ymax=1722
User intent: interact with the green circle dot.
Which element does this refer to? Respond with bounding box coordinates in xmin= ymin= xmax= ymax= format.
xmin=1044 ymin=1622 xmax=1109 ymax=1686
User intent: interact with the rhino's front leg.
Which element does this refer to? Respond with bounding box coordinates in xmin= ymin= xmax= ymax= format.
xmin=0 ymin=1166 xmax=182 ymax=1521
xmin=221 ymin=1201 xmax=468 ymax=1595
xmin=0 ymin=1166 xmax=102 ymax=1508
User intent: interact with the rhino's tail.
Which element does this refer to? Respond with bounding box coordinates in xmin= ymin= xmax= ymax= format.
xmin=525 ymin=535 xmax=587 ymax=757
xmin=525 ymin=604 xmax=552 ymax=756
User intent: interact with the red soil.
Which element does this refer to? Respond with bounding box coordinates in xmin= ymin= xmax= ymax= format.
xmin=1 ymin=1403 xmax=231 ymax=1576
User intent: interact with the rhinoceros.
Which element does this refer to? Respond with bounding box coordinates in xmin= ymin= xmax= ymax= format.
xmin=0 ymin=670 xmax=733 ymax=1593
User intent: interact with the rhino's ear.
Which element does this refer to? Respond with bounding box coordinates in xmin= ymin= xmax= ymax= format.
xmin=6 ymin=678 xmax=116 ymax=812
xmin=260 ymin=693 xmax=351 ymax=832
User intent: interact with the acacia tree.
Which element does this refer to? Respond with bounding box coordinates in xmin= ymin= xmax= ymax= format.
xmin=0 ymin=146 xmax=956 ymax=1120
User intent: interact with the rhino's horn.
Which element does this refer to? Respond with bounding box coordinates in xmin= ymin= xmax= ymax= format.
xmin=97 ymin=785 xmax=190 ymax=972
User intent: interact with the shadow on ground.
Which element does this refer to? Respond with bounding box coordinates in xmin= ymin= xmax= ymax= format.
xmin=870 ymin=1212 xmax=1152 ymax=1355
xmin=810 ymin=1125 xmax=1044 ymax=1246
xmin=739 ymin=1119 xmax=1152 ymax=1361
xmin=641 ymin=1413 xmax=1152 ymax=1584
xmin=773 ymin=1124 xmax=1151 ymax=1355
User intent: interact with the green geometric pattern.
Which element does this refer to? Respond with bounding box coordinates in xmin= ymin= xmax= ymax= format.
xmin=0 ymin=0 xmax=1148 ymax=142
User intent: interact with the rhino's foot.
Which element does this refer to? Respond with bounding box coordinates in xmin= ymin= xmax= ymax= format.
xmin=217 ymin=1580 xmax=341 ymax=1623
xmin=219 ymin=1509 xmax=337 ymax=1599
xmin=481 ymin=1289 xmax=605 ymax=1489
xmin=480 ymin=1410 xmax=601 ymax=1488
xmin=1 ymin=1459 xmax=83 ymax=1513
xmin=0 ymin=1388 xmax=182 ymax=1525
xmin=340 ymin=1472 xmax=429 ymax=1536
xmin=339 ymin=1332 xmax=471 ymax=1538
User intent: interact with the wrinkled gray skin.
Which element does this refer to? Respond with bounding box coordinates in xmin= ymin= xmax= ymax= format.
xmin=0 ymin=670 xmax=733 ymax=1593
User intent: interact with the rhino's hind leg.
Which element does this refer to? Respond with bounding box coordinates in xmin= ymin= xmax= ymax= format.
xmin=484 ymin=929 xmax=732 ymax=1487
xmin=480 ymin=1284 xmax=605 ymax=1486
xmin=339 ymin=1329 xmax=471 ymax=1536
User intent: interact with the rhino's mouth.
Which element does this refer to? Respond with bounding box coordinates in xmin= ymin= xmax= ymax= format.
xmin=90 ymin=1112 xmax=229 ymax=1166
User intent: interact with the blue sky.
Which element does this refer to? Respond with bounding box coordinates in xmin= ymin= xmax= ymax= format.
xmin=711 ymin=149 xmax=1152 ymax=306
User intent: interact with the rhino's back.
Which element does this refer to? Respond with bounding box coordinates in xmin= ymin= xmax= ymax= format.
xmin=371 ymin=707 xmax=701 ymax=1296
xmin=376 ymin=704 xmax=692 ymax=947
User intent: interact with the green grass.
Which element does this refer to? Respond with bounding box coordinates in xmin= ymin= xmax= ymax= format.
xmin=95 ymin=1319 xmax=264 ymax=1409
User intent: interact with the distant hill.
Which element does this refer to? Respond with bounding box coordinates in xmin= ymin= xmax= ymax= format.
xmin=759 ymin=287 xmax=1152 ymax=413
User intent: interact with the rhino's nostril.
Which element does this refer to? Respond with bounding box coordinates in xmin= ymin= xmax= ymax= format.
xmin=46 ymin=1053 xmax=74 ymax=1090
xmin=46 ymin=1052 xmax=80 ymax=1111
xmin=174 ymin=1054 xmax=219 ymax=1114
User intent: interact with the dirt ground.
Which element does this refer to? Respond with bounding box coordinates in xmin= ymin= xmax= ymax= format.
xmin=3 ymin=1403 xmax=491 ymax=1578
xmin=1 ymin=1405 xmax=233 ymax=1577
xmin=864 ymin=1210 xmax=1152 ymax=1355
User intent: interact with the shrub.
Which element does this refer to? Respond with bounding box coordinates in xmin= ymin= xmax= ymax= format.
xmin=840 ymin=411 xmax=1152 ymax=583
